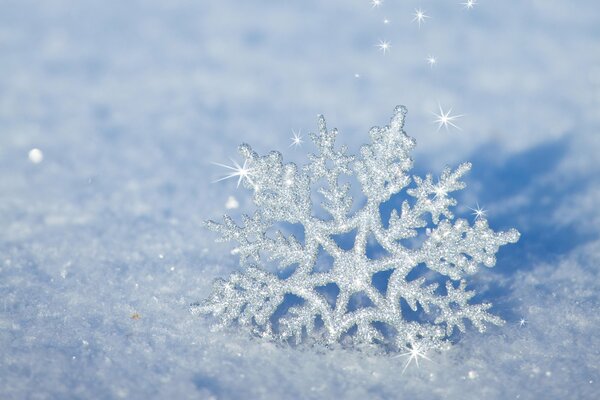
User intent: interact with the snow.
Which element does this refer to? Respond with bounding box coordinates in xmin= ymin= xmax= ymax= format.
xmin=1 ymin=0 xmax=599 ymax=399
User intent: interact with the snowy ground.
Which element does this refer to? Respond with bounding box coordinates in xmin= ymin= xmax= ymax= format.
xmin=1 ymin=0 xmax=599 ymax=399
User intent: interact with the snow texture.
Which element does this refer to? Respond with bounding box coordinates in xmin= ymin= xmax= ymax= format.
xmin=198 ymin=106 xmax=519 ymax=351
xmin=1 ymin=0 xmax=599 ymax=399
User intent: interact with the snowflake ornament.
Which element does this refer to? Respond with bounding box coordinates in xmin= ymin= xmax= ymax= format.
xmin=196 ymin=106 xmax=519 ymax=353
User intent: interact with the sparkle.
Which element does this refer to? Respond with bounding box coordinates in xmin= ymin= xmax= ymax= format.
xmin=412 ymin=8 xmax=430 ymax=28
xmin=519 ymin=318 xmax=527 ymax=327
xmin=354 ymin=73 xmax=361 ymax=78
xmin=28 ymin=148 xmax=44 ymax=164
xmin=290 ymin=129 xmax=304 ymax=148
xmin=376 ymin=40 xmax=391 ymax=55
xmin=398 ymin=343 xmax=433 ymax=374
xmin=212 ymin=159 xmax=254 ymax=188
xmin=371 ymin=0 xmax=383 ymax=8
xmin=225 ymin=195 xmax=239 ymax=210
xmin=432 ymin=103 xmax=464 ymax=131
xmin=383 ymin=18 xmax=390 ymax=25
xmin=468 ymin=370 xmax=478 ymax=380
xmin=461 ymin=0 xmax=478 ymax=9
xmin=470 ymin=202 xmax=487 ymax=220
xmin=426 ymin=55 xmax=437 ymax=68
xmin=433 ymin=185 xmax=447 ymax=199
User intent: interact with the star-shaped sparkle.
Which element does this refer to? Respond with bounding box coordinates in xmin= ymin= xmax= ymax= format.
xmin=519 ymin=318 xmax=528 ymax=327
xmin=398 ymin=344 xmax=433 ymax=374
xmin=462 ymin=0 xmax=478 ymax=9
xmin=432 ymin=104 xmax=464 ymax=131
xmin=213 ymin=159 xmax=254 ymax=188
xmin=433 ymin=184 xmax=447 ymax=199
xmin=371 ymin=0 xmax=383 ymax=8
xmin=470 ymin=203 xmax=487 ymax=220
xmin=376 ymin=40 xmax=391 ymax=55
xmin=412 ymin=9 xmax=430 ymax=28
xmin=290 ymin=129 xmax=303 ymax=148
xmin=427 ymin=55 xmax=437 ymax=67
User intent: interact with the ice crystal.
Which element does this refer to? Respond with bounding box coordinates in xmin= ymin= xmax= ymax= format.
xmin=196 ymin=106 xmax=520 ymax=352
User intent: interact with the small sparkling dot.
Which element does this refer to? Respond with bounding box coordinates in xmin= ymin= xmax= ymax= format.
xmin=28 ymin=148 xmax=44 ymax=164
xmin=519 ymin=318 xmax=527 ymax=327
xmin=225 ymin=196 xmax=239 ymax=209
xmin=376 ymin=40 xmax=391 ymax=55
xmin=290 ymin=130 xmax=303 ymax=148
xmin=427 ymin=55 xmax=437 ymax=68
xmin=354 ymin=73 xmax=360 ymax=78
xmin=468 ymin=370 xmax=478 ymax=379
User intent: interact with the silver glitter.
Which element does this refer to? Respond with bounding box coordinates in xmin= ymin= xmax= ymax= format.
xmin=196 ymin=106 xmax=520 ymax=352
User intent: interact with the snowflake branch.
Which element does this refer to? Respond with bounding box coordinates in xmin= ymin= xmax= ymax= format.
xmin=417 ymin=218 xmax=520 ymax=279
xmin=354 ymin=105 xmax=415 ymax=204
xmin=305 ymin=115 xmax=355 ymax=222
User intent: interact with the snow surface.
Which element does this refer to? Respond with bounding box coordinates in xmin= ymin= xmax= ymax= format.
xmin=1 ymin=0 xmax=599 ymax=399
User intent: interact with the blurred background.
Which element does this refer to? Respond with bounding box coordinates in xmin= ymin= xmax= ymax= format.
xmin=1 ymin=1 xmax=599 ymax=399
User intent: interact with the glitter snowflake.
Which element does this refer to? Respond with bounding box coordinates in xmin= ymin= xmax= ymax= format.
xmin=196 ymin=106 xmax=519 ymax=352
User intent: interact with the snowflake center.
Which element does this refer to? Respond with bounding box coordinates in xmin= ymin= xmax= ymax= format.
xmin=333 ymin=252 xmax=372 ymax=291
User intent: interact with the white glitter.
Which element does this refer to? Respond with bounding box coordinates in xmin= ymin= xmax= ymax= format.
xmin=197 ymin=106 xmax=520 ymax=352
